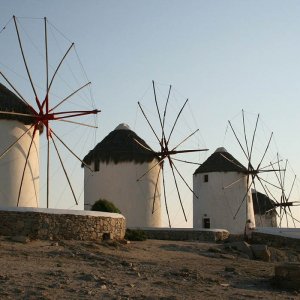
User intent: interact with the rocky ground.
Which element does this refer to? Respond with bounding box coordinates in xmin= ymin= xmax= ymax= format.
xmin=0 ymin=236 xmax=299 ymax=299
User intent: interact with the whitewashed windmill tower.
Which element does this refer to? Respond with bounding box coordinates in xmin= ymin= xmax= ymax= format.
xmin=83 ymin=123 xmax=162 ymax=228
xmin=193 ymin=147 xmax=255 ymax=234
xmin=0 ymin=83 xmax=39 ymax=207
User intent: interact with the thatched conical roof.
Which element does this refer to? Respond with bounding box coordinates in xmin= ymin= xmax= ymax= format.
xmin=0 ymin=83 xmax=35 ymax=124
xmin=194 ymin=147 xmax=247 ymax=174
xmin=252 ymin=190 xmax=276 ymax=215
xmin=83 ymin=123 xmax=159 ymax=167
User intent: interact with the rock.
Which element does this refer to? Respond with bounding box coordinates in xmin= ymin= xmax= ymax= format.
xmin=10 ymin=236 xmax=30 ymax=243
xmin=208 ymin=247 xmax=222 ymax=253
xmin=239 ymin=253 xmax=250 ymax=259
xmin=100 ymin=284 xmax=107 ymax=290
xmin=220 ymin=283 xmax=230 ymax=287
xmin=273 ymin=262 xmax=300 ymax=290
xmin=251 ymin=244 xmax=271 ymax=262
xmin=227 ymin=241 xmax=253 ymax=259
xmin=220 ymin=254 xmax=235 ymax=260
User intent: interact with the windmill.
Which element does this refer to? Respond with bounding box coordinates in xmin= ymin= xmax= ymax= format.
xmin=269 ymin=157 xmax=300 ymax=227
xmin=137 ymin=81 xmax=208 ymax=227
xmin=0 ymin=16 xmax=99 ymax=208
xmin=226 ymin=110 xmax=300 ymax=228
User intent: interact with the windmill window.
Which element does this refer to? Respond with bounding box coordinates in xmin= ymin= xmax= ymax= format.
xmin=203 ymin=217 xmax=210 ymax=229
xmin=204 ymin=174 xmax=208 ymax=182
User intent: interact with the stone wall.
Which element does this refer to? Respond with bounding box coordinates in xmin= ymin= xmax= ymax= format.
xmin=133 ymin=228 xmax=229 ymax=242
xmin=252 ymin=232 xmax=300 ymax=250
xmin=0 ymin=209 xmax=126 ymax=241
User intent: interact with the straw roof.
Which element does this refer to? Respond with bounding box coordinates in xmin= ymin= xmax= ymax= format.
xmin=252 ymin=190 xmax=276 ymax=215
xmin=0 ymin=83 xmax=36 ymax=124
xmin=194 ymin=147 xmax=247 ymax=174
xmin=83 ymin=124 xmax=159 ymax=167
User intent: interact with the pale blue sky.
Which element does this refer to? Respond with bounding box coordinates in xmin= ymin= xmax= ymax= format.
xmin=1 ymin=1 xmax=300 ymax=227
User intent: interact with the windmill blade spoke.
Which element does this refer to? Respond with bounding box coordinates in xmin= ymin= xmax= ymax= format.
xmin=264 ymin=185 xmax=281 ymax=218
xmin=171 ymin=129 xmax=199 ymax=151
xmin=51 ymin=129 xmax=93 ymax=172
xmin=138 ymin=101 xmax=162 ymax=146
xmin=264 ymin=185 xmax=280 ymax=206
xmin=152 ymin=165 xmax=162 ymax=214
xmin=167 ymin=98 xmax=188 ymax=144
xmin=234 ymin=175 xmax=252 ymax=219
xmin=47 ymin=42 xmax=74 ymax=93
xmin=171 ymin=159 xmax=197 ymax=198
xmin=52 ymin=137 xmax=78 ymax=205
xmin=152 ymin=80 xmax=165 ymax=142
xmin=223 ymin=175 xmax=246 ymax=189
xmin=257 ymin=132 xmax=273 ymax=169
xmin=252 ymin=180 xmax=264 ymax=226
xmin=17 ymin=127 xmax=37 ymax=206
xmin=172 ymin=158 xmax=201 ymax=165
xmin=47 ymin=137 xmax=50 ymax=208
xmin=276 ymin=153 xmax=284 ymax=188
xmin=0 ymin=123 xmax=35 ymax=160
xmin=220 ymin=153 xmax=247 ymax=171
xmin=162 ymin=167 xmax=171 ymax=228
xmin=57 ymin=119 xmax=98 ymax=129
xmin=13 ymin=16 xmax=39 ymax=102
xmin=287 ymin=205 xmax=296 ymax=227
xmin=260 ymin=159 xmax=283 ymax=170
xmin=162 ymin=84 xmax=172 ymax=130
xmin=167 ymin=157 xmax=187 ymax=222
xmin=286 ymin=210 xmax=300 ymax=225
xmin=158 ymin=148 xmax=208 ymax=156
xmin=0 ymin=71 xmax=32 ymax=108
xmin=258 ymin=176 xmax=282 ymax=190
xmin=133 ymin=138 xmax=155 ymax=153
xmin=44 ymin=17 xmax=49 ymax=100
xmin=287 ymin=175 xmax=296 ymax=201
xmin=249 ymin=113 xmax=259 ymax=163
xmin=136 ymin=157 xmax=164 ymax=181
xmin=270 ymin=159 xmax=283 ymax=190
xmin=49 ymin=81 xmax=91 ymax=112
xmin=284 ymin=206 xmax=289 ymax=227
xmin=242 ymin=109 xmax=250 ymax=158
xmin=53 ymin=109 xmax=100 ymax=120
xmin=228 ymin=120 xmax=249 ymax=161
xmin=0 ymin=110 xmax=37 ymax=118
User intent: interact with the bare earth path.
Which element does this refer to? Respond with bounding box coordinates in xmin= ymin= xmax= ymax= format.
xmin=0 ymin=236 xmax=299 ymax=299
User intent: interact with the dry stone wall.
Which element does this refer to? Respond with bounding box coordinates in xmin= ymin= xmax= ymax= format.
xmin=0 ymin=210 xmax=126 ymax=241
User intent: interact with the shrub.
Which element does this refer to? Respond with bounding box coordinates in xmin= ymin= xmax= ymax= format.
xmin=91 ymin=199 xmax=121 ymax=213
xmin=125 ymin=229 xmax=147 ymax=241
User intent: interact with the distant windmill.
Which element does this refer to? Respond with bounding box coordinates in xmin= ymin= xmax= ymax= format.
xmin=227 ymin=110 xmax=300 ymax=228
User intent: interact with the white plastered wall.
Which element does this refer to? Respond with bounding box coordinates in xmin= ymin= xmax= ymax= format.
xmin=0 ymin=120 xmax=39 ymax=207
xmin=193 ymin=171 xmax=255 ymax=234
xmin=84 ymin=160 xmax=161 ymax=228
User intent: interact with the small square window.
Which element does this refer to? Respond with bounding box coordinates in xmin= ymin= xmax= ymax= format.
xmin=203 ymin=217 xmax=210 ymax=228
xmin=204 ymin=174 xmax=208 ymax=182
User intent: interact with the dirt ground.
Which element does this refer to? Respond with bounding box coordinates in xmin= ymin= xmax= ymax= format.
xmin=0 ymin=236 xmax=299 ymax=300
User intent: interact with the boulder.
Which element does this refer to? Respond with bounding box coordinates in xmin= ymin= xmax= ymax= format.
xmin=251 ymin=244 xmax=271 ymax=262
xmin=226 ymin=241 xmax=253 ymax=259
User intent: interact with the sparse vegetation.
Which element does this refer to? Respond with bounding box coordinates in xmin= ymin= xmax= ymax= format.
xmin=125 ymin=229 xmax=147 ymax=241
xmin=91 ymin=199 xmax=121 ymax=213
